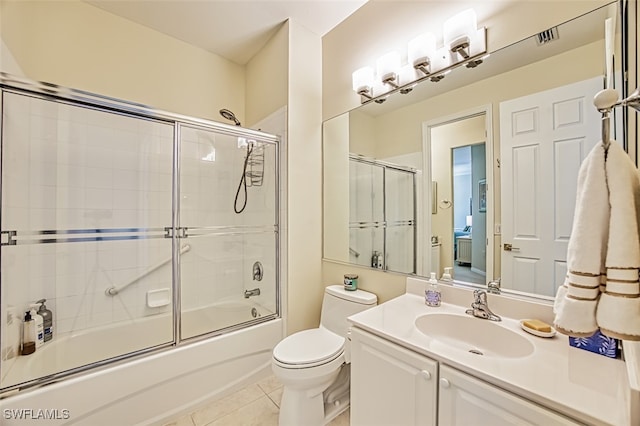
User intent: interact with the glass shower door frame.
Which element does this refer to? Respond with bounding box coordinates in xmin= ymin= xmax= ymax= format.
xmin=0 ymin=76 xmax=281 ymax=394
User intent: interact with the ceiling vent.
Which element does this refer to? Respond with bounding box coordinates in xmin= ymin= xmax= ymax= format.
xmin=536 ymin=27 xmax=559 ymax=45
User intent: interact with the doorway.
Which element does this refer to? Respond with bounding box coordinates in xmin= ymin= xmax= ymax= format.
xmin=422 ymin=105 xmax=494 ymax=286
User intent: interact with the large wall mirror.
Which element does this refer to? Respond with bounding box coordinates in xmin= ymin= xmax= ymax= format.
xmin=323 ymin=1 xmax=630 ymax=301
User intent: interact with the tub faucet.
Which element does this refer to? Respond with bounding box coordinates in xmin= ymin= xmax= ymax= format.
xmin=465 ymin=289 xmax=501 ymax=322
xmin=244 ymin=288 xmax=261 ymax=299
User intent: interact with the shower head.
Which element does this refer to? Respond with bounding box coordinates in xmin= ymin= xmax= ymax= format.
xmin=220 ymin=109 xmax=241 ymax=126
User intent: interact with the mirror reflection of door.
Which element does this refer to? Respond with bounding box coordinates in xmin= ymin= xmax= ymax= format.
xmin=452 ymin=145 xmax=486 ymax=285
xmin=430 ymin=113 xmax=488 ymax=284
xmin=499 ymin=77 xmax=602 ymax=296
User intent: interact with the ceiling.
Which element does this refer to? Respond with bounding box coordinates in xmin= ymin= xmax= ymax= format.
xmin=85 ymin=0 xmax=369 ymax=65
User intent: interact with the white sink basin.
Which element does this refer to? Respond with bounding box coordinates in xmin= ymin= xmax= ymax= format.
xmin=414 ymin=313 xmax=535 ymax=359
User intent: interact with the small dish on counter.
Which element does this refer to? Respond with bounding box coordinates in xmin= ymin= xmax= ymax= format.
xmin=520 ymin=319 xmax=557 ymax=338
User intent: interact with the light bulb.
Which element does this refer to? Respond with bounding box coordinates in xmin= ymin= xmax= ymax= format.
xmin=376 ymin=51 xmax=401 ymax=84
xmin=408 ymin=33 xmax=437 ymax=68
xmin=352 ymin=66 xmax=374 ymax=94
xmin=443 ymin=8 xmax=477 ymax=51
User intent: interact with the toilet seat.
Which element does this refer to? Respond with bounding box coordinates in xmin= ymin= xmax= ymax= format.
xmin=273 ymin=328 xmax=345 ymax=369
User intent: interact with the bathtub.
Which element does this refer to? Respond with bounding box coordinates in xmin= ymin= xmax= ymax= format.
xmin=0 ymin=300 xmax=282 ymax=425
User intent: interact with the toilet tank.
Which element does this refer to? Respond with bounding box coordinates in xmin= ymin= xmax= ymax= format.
xmin=320 ymin=285 xmax=377 ymax=339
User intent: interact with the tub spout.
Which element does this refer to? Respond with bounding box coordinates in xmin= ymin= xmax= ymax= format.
xmin=244 ymin=288 xmax=260 ymax=298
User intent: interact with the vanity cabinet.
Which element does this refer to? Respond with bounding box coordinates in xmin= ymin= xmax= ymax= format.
xmin=438 ymin=365 xmax=580 ymax=425
xmin=350 ymin=327 xmax=581 ymax=426
xmin=350 ymin=327 xmax=437 ymax=426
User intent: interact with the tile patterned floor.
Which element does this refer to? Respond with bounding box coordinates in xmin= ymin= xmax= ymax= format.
xmin=163 ymin=374 xmax=350 ymax=426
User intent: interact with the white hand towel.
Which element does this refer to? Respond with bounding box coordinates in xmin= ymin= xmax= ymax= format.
xmin=596 ymin=142 xmax=640 ymax=341
xmin=554 ymin=143 xmax=609 ymax=336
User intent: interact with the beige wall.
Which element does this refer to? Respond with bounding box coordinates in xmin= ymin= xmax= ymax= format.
xmin=349 ymin=110 xmax=377 ymax=157
xmin=246 ymin=22 xmax=289 ymax=126
xmin=286 ymin=19 xmax=323 ymax=334
xmin=322 ymin=0 xmax=611 ymax=121
xmin=0 ymin=0 xmax=244 ymax=122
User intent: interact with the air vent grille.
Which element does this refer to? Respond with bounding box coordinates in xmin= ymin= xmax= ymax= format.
xmin=536 ymin=27 xmax=559 ymax=45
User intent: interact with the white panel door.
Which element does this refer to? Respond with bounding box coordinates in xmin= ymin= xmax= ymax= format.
xmin=350 ymin=328 xmax=437 ymax=426
xmin=499 ymin=77 xmax=602 ymax=296
xmin=438 ymin=365 xmax=580 ymax=425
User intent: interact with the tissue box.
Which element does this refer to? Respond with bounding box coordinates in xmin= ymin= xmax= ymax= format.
xmin=569 ymin=330 xmax=619 ymax=358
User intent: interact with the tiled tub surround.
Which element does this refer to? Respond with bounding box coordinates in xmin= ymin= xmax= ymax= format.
xmin=348 ymin=277 xmax=638 ymax=425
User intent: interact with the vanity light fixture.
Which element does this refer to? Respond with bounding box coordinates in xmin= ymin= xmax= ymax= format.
xmin=444 ymin=8 xmax=478 ymax=59
xmin=352 ymin=8 xmax=487 ymax=105
xmin=377 ymin=51 xmax=401 ymax=89
xmin=408 ymin=33 xmax=437 ymax=75
xmin=352 ymin=66 xmax=388 ymax=104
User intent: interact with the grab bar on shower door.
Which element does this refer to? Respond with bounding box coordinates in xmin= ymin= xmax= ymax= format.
xmin=105 ymin=244 xmax=191 ymax=296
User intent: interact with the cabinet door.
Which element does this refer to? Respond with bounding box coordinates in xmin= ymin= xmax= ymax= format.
xmin=438 ymin=365 xmax=580 ymax=425
xmin=351 ymin=328 xmax=437 ymax=426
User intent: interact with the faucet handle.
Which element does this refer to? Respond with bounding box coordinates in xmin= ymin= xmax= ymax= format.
xmin=473 ymin=289 xmax=486 ymax=303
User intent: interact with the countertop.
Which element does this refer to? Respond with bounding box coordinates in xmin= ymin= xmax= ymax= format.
xmin=348 ymin=290 xmax=632 ymax=426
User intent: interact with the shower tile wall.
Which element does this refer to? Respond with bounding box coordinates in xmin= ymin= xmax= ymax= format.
xmin=1 ymin=93 xmax=174 ymax=382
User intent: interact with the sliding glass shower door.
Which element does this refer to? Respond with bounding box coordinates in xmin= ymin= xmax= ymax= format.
xmin=0 ymin=81 xmax=281 ymax=392
xmin=0 ymin=91 xmax=175 ymax=389
xmin=178 ymin=125 xmax=278 ymax=340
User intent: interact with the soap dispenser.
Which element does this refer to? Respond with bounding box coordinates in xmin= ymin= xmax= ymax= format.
xmin=441 ymin=267 xmax=453 ymax=281
xmin=425 ymin=272 xmax=441 ymax=307
xmin=30 ymin=304 xmax=44 ymax=349
xmin=21 ymin=311 xmax=36 ymax=355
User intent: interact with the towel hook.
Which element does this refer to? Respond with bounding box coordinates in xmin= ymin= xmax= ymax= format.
xmin=593 ymin=89 xmax=619 ymax=152
xmin=594 ymin=87 xmax=640 ymax=153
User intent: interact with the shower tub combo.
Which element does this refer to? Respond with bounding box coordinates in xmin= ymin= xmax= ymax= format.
xmin=0 ymin=75 xmax=283 ymax=424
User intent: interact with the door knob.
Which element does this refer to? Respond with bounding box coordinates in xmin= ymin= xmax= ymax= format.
xmin=440 ymin=378 xmax=451 ymax=388
xmin=503 ymin=243 xmax=520 ymax=252
xmin=421 ymin=370 xmax=431 ymax=380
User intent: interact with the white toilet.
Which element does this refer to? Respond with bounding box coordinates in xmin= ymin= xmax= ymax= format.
xmin=272 ymin=285 xmax=377 ymax=426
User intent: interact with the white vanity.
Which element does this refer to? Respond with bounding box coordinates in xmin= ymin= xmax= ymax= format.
xmin=348 ymin=277 xmax=638 ymax=426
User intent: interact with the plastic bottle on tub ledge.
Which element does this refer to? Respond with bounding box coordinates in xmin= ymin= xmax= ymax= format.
xmin=37 ymin=299 xmax=53 ymax=342
xmin=30 ymin=304 xmax=44 ymax=349
xmin=21 ymin=311 xmax=36 ymax=355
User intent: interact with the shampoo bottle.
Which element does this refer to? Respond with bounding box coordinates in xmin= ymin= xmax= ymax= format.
xmin=30 ymin=304 xmax=44 ymax=349
xmin=425 ymin=272 xmax=441 ymax=307
xmin=37 ymin=299 xmax=53 ymax=342
xmin=21 ymin=311 xmax=36 ymax=355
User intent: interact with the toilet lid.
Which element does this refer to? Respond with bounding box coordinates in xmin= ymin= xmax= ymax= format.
xmin=273 ymin=328 xmax=345 ymax=366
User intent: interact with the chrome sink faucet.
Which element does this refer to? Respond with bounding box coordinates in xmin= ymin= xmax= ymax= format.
xmin=465 ymin=290 xmax=501 ymax=322
xmin=244 ymin=288 xmax=261 ymax=298
xmin=487 ymin=277 xmax=501 ymax=294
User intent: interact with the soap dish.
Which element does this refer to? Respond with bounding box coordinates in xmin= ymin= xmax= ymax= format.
xmin=520 ymin=320 xmax=556 ymax=338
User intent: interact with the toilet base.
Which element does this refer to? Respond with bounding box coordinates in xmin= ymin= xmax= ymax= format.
xmin=278 ymin=365 xmax=351 ymax=426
